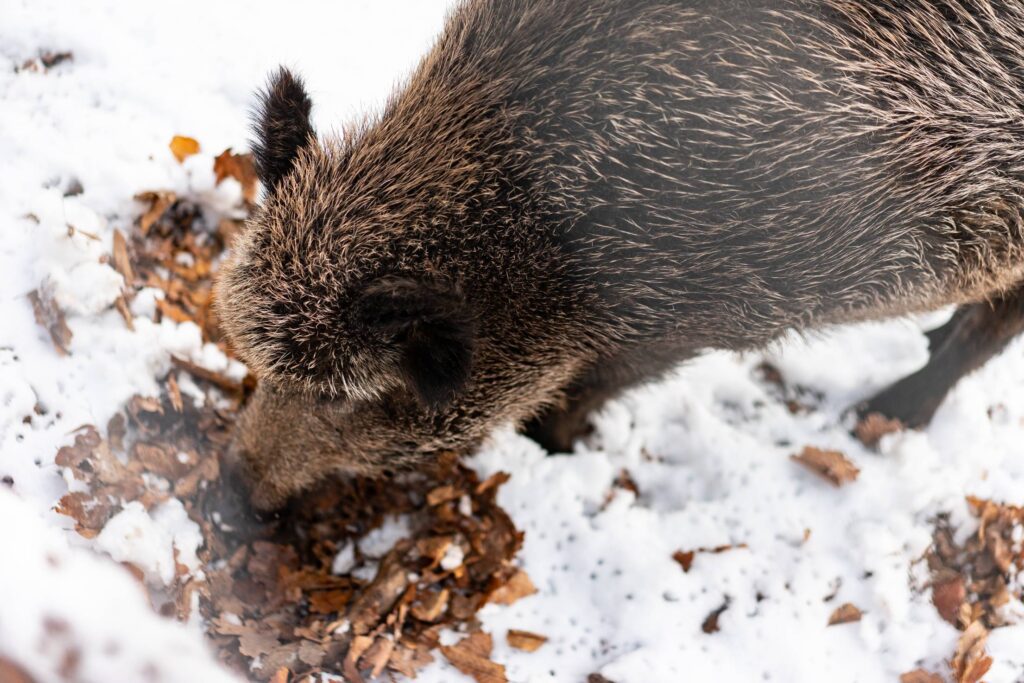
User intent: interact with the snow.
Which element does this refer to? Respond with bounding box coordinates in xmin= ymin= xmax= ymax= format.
xmin=439 ymin=543 xmax=465 ymax=572
xmin=357 ymin=514 xmax=413 ymax=558
xmin=95 ymin=500 xmax=203 ymax=585
xmin=2 ymin=1 xmax=1024 ymax=682
xmin=334 ymin=514 xmax=416 ymax=582
xmin=0 ymin=489 xmax=238 ymax=683
xmin=331 ymin=542 xmax=357 ymax=576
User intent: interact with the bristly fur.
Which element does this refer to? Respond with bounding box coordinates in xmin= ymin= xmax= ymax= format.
xmin=250 ymin=67 xmax=316 ymax=190
xmin=215 ymin=0 xmax=1024 ymax=509
xmin=356 ymin=276 xmax=477 ymax=408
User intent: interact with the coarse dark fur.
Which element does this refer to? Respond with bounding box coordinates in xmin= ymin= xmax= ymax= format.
xmin=215 ymin=0 xmax=1024 ymax=510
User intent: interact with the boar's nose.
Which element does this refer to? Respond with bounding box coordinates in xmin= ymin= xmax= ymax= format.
xmin=203 ymin=445 xmax=279 ymax=538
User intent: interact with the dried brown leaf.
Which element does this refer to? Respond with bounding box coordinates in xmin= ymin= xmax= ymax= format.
xmin=53 ymin=426 xmax=102 ymax=477
xmin=237 ymin=628 xmax=281 ymax=658
xmin=211 ymin=615 xmax=247 ymax=636
xmin=358 ymin=637 xmax=395 ymax=679
xmin=488 ymin=568 xmax=537 ymax=606
xmin=129 ymin=394 xmax=163 ymax=416
xmin=296 ymin=640 xmax=325 ymax=668
xmin=133 ymin=442 xmax=192 ymax=480
xmin=613 ymin=468 xmax=640 ymax=495
xmin=167 ymin=372 xmax=184 ymax=413
xmin=343 ymin=635 xmax=373 ymax=683
xmin=55 ymin=491 xmax=116 ymax=537
xmin=702 ymin=599 xmax=730 ymax=634
xmin=672 ymin=544 xmax=746 ymax=574
xmin=900 ymin=670 xmax=944 ymax=683
xmin=791 ymin=446 xmax=859 ymax=486
xmin=388 ymin=644 xmax=435 ymax=678
xmin=827 ymin=603 xmax=863 ymax=626
xmin=0 ymin=657 xmax=37 ymax=683
xmin=29 ymin=287 xmax=72 ymax=355
xmin=932 ymin=576 xmax=966 ymax=626
xmin=169 ymin=135 xmax=200 ymax=163
xmin=134 ymin=190 xmax=176 ymax=235
xmin=41 ymin=51 xmax=73 ymax=68
xmin=111 ymin=229 xmax=134 ymax=285
xmin=475 ymin=471 xmax=511 ymax=496
xmin=308 ymin=588 xmax=352 ymax=615
xmin=441 ymin=632 xmax=507 ymax=683
xmin=416 ymin=535 xmax=454 ymax=567
xmin=855 ymin=412 xmax=903 ymax=448
xmin=171 ymin=356 xmax=244 ymax=394
xmin=114 ymin=295 xmax=135 ymax=330
xmin=952 ymin=621 xmax=993 ymax=683
xmin=459 ymin=631 xmax=493 ymax=660
xmin=347 ymin=551 xmax=411 ymax=635
xmin=426 ymin=484 xmax=460 ymax=506
xmin=672 ymin=550 xmax=695 ymax=572
xmin=506 ymin=629 xmax=547 ymax=652
xmin=410 ymin=588 xmax=449 ymax=623
xmin=54 ymin=428 xmax=135 ymax=492
xmin=213 ymin=149 xmax=258 ymax=203
xmin=156 ymin=298 xmax=192 ymax=324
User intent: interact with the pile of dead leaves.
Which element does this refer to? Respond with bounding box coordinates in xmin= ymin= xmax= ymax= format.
xmin=124 ymin=151 xmax=253 ymax=354
xmin=201 ymin=456 xmax=531 ymax=682
xmin=57 ymin=386 xmax=532 ymax=682
xmin=51 ymin=140 xmax=536 ymax=682
xmin=928 ymin=499 xmax=1024 ymax=631
xmin=918 ymin=497 xmax=1024 ymax=683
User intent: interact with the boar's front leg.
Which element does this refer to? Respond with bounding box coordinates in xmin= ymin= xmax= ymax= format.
xmin=524 ymin=344 xmax=694 ymax=453
xmin=523 ymin=370 xmax=623 ymax=454
xmin=858 ymin=286 xmax=1024 ymax=428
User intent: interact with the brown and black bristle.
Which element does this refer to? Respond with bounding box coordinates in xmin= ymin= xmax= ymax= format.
xmin=250 ymin=67 xmax=316 ymax=191
xmin=216 ymin=0 xmax=1024 ymax=509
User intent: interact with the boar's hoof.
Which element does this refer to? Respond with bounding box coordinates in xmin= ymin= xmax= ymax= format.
xmin=522 ymin=410 xmax=594 ymax=454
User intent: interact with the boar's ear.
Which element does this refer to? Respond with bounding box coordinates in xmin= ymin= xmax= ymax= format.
xmin=356 ymin=277 xmax=475 ymax=409
xmin=251 ymin=67 xmax=316 ymax=190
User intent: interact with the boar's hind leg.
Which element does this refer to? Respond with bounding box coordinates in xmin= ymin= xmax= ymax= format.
xmin=524 ymin=345 xmax=691 ymax=453
xmin=857 ymin=287 xmax=1024 ymax=428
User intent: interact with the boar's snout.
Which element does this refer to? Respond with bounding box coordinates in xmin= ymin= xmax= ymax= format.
xmin=205 ymin=443 xmax=282 ymax=533
xmin=225 ymin=383 xmax=336 ymax=511
xmin=223 ymin=438 xmax=292 ymax=512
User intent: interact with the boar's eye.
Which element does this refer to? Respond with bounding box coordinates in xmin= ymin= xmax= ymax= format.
xmin=355 ymin=276 xmax=475 ymax=410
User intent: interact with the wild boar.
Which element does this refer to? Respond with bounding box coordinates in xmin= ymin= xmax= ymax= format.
xmin=215 ymin=0 xmax=1024 ymax=509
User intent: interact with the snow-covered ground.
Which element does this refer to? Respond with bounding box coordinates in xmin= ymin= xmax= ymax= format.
xmin=2 ymin=1 xmax=1024 ymax=681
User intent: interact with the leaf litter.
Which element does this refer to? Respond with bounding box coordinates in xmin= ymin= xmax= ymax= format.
xmin=28 ymin=284 xmax=73 ymax=356
xmin=827 ymin=603 xmax=862 ymax=626
xmin=169 ymin=135 xmax=201 ymax=163
xmin=51 ymin=142 xmax=530 ymax=682
xmin=790 ymin=446 xmax=860 ymax=486
xmin=918 ymin=496 xmax=1024 ymax=682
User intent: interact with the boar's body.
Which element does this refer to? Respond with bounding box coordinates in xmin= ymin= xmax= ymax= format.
xmin=216 ymin=0 xmax=1024 ymax=508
